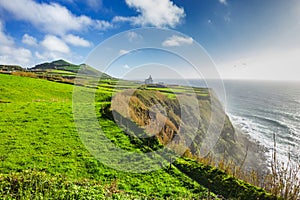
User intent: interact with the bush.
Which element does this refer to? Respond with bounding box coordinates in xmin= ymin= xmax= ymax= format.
xmin=11 ymin=72 xmax=37 ymax=78
xmin=0 ymin=170 xmax=106 ymax=199
xmin=174 ymin=158 xmax=279 ymax=200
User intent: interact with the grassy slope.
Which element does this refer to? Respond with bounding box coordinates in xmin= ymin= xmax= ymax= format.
xmin=0 ymin=74 xmax=210 ymax=199
xmin=0 ymin=74 xmax=277 ymax=199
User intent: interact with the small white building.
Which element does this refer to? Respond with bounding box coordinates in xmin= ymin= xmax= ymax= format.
xmin=145 ymin=75 xmax=153 ymax=84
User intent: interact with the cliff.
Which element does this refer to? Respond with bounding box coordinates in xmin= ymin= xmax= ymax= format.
xmin=105 ymin=84 xmax=248 ymax=165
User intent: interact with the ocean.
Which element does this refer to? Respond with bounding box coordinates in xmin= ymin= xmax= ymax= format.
xmin=223 ymin=80 xmax=300 ymax=163
xmin=157 ymin=79 xmax=300 ymax=164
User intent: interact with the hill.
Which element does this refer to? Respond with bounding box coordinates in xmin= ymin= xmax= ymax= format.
xmin=0 ymin=59 xmax=113 ymax=84
xmin=31 ymin=59 xmax=110 ymax=77
xmin=0 ymin=64 xmax=23 ymax=72
xmin=0 ymin=74 xmax=277 ymax=199
xmin=32 ymin=59 xmax=80 ymax=72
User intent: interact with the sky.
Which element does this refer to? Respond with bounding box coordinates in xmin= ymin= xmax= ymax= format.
xmin=0 ymin=0 xmax=300 ymax=80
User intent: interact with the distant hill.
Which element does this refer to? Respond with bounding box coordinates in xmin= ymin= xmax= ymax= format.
xmin=30 ymin=59 xmax=113 ymax=79
xmin=78 ymin=63 xmax=111 ymax=78
xmin=0 ymin=65 xmax=23 ymax=72
xmin=32 ymin=59 xmax=81 ymax=72
xmin=0 ymin=59 xmax=113 ymax=79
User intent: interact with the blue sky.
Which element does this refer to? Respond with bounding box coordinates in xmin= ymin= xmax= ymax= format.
xmin=0 ymin=0 xmax=299 ymax=80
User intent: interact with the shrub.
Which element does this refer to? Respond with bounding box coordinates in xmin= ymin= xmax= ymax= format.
xmin=11 ymin=72 xmax=37 ymax=78
xmin=0 ymin=170 xmax=106 ymax=199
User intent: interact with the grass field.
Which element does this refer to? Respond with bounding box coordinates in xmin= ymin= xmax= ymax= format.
xmin=0 ymin=74 xmax=277 ymax=199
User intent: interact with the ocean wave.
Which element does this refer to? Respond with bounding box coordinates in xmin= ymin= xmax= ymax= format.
xmin=228 ymin=114 xmax=274 ymax=147
xmin=254 ymin=107 xmax=299 ymax=122
xmin=293 ymin=98 xmax=300 ymax=104
xmin=246 ymin=114 xmax=291 ymax=132
xmin=229 ymin=113 xmax=300 ymax=163
xmin=246 ymin=114 xmax=300 ymax=144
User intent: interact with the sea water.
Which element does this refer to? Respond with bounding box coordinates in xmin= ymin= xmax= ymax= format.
xmin=223 ymin=80 xmax=300 ymax=163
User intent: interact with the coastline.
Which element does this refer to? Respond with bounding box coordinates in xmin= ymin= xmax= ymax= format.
xmin=234 ymin=125 xmax=270 ymax=175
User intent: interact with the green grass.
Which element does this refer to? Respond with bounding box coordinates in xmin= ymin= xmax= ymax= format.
xmin=0 ymin=74 xmax=278 ymax=199
xmin=0 ymin=74 xmax=72 ymax=102
xmin=48 ymin=69 xmax=77 ymax=76
xmin=0 ymin=74 xmax=212 ymax=198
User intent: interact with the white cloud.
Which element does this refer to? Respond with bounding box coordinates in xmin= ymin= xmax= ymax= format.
xmin=0 ymin=46 xmax=32 ymax=66
xmin=123 ymin=64 xmax=130 ymax=69
xmin=113 ymin=0 xmax=185 ymax=28
xmin=35 ymin=51 xmax=46 ymax=60
xmin=113 ymin=16 xmax=129 ymax=23
xmin=162 ymin=35 xmax=194 ymax=47
xmin=95 ymin=20 xmax=113 ymax=30
xmin=64 ymin=34 xmax=92 ymax=47
xmin=86 ymin=0 xmax=102 ymax=11
xmin=219 ymin=0 xmax=228 ymax=5
xmin=0 ymin=21 xmax=14 ymax=46
xmin=41 ymin=35 xmax=70 ymax=54
xmin=119 ymin=49 xmax=130 ymax=55
xmin=0 ymin=0 xmax=112 ymax=35
xmin=126 ymin=31 xmax=143 ymax=42
xmin=22 ymin=34 xmax=38 ymax=46
xmin=35 ymin=51 xmax=68 ymax=61
xmin=0 ymin=21 xmax=32 ymax=66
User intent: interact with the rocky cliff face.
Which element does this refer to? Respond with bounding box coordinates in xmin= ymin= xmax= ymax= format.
xmin=110 ymin=88 xmax=245 ymax=164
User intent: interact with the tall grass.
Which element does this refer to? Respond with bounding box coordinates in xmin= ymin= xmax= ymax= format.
xmin=265 ymin=134 xmax=300 ymax=199
xmin=0 ymin=170 xmax=107 ymax=199
xmin=11 ymin=71 xmax=37 ymax=78
xmin=187 ymin=133 xmax=300 ymax=199
xmin=0 ymin=170 xmax=151 ymax=199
